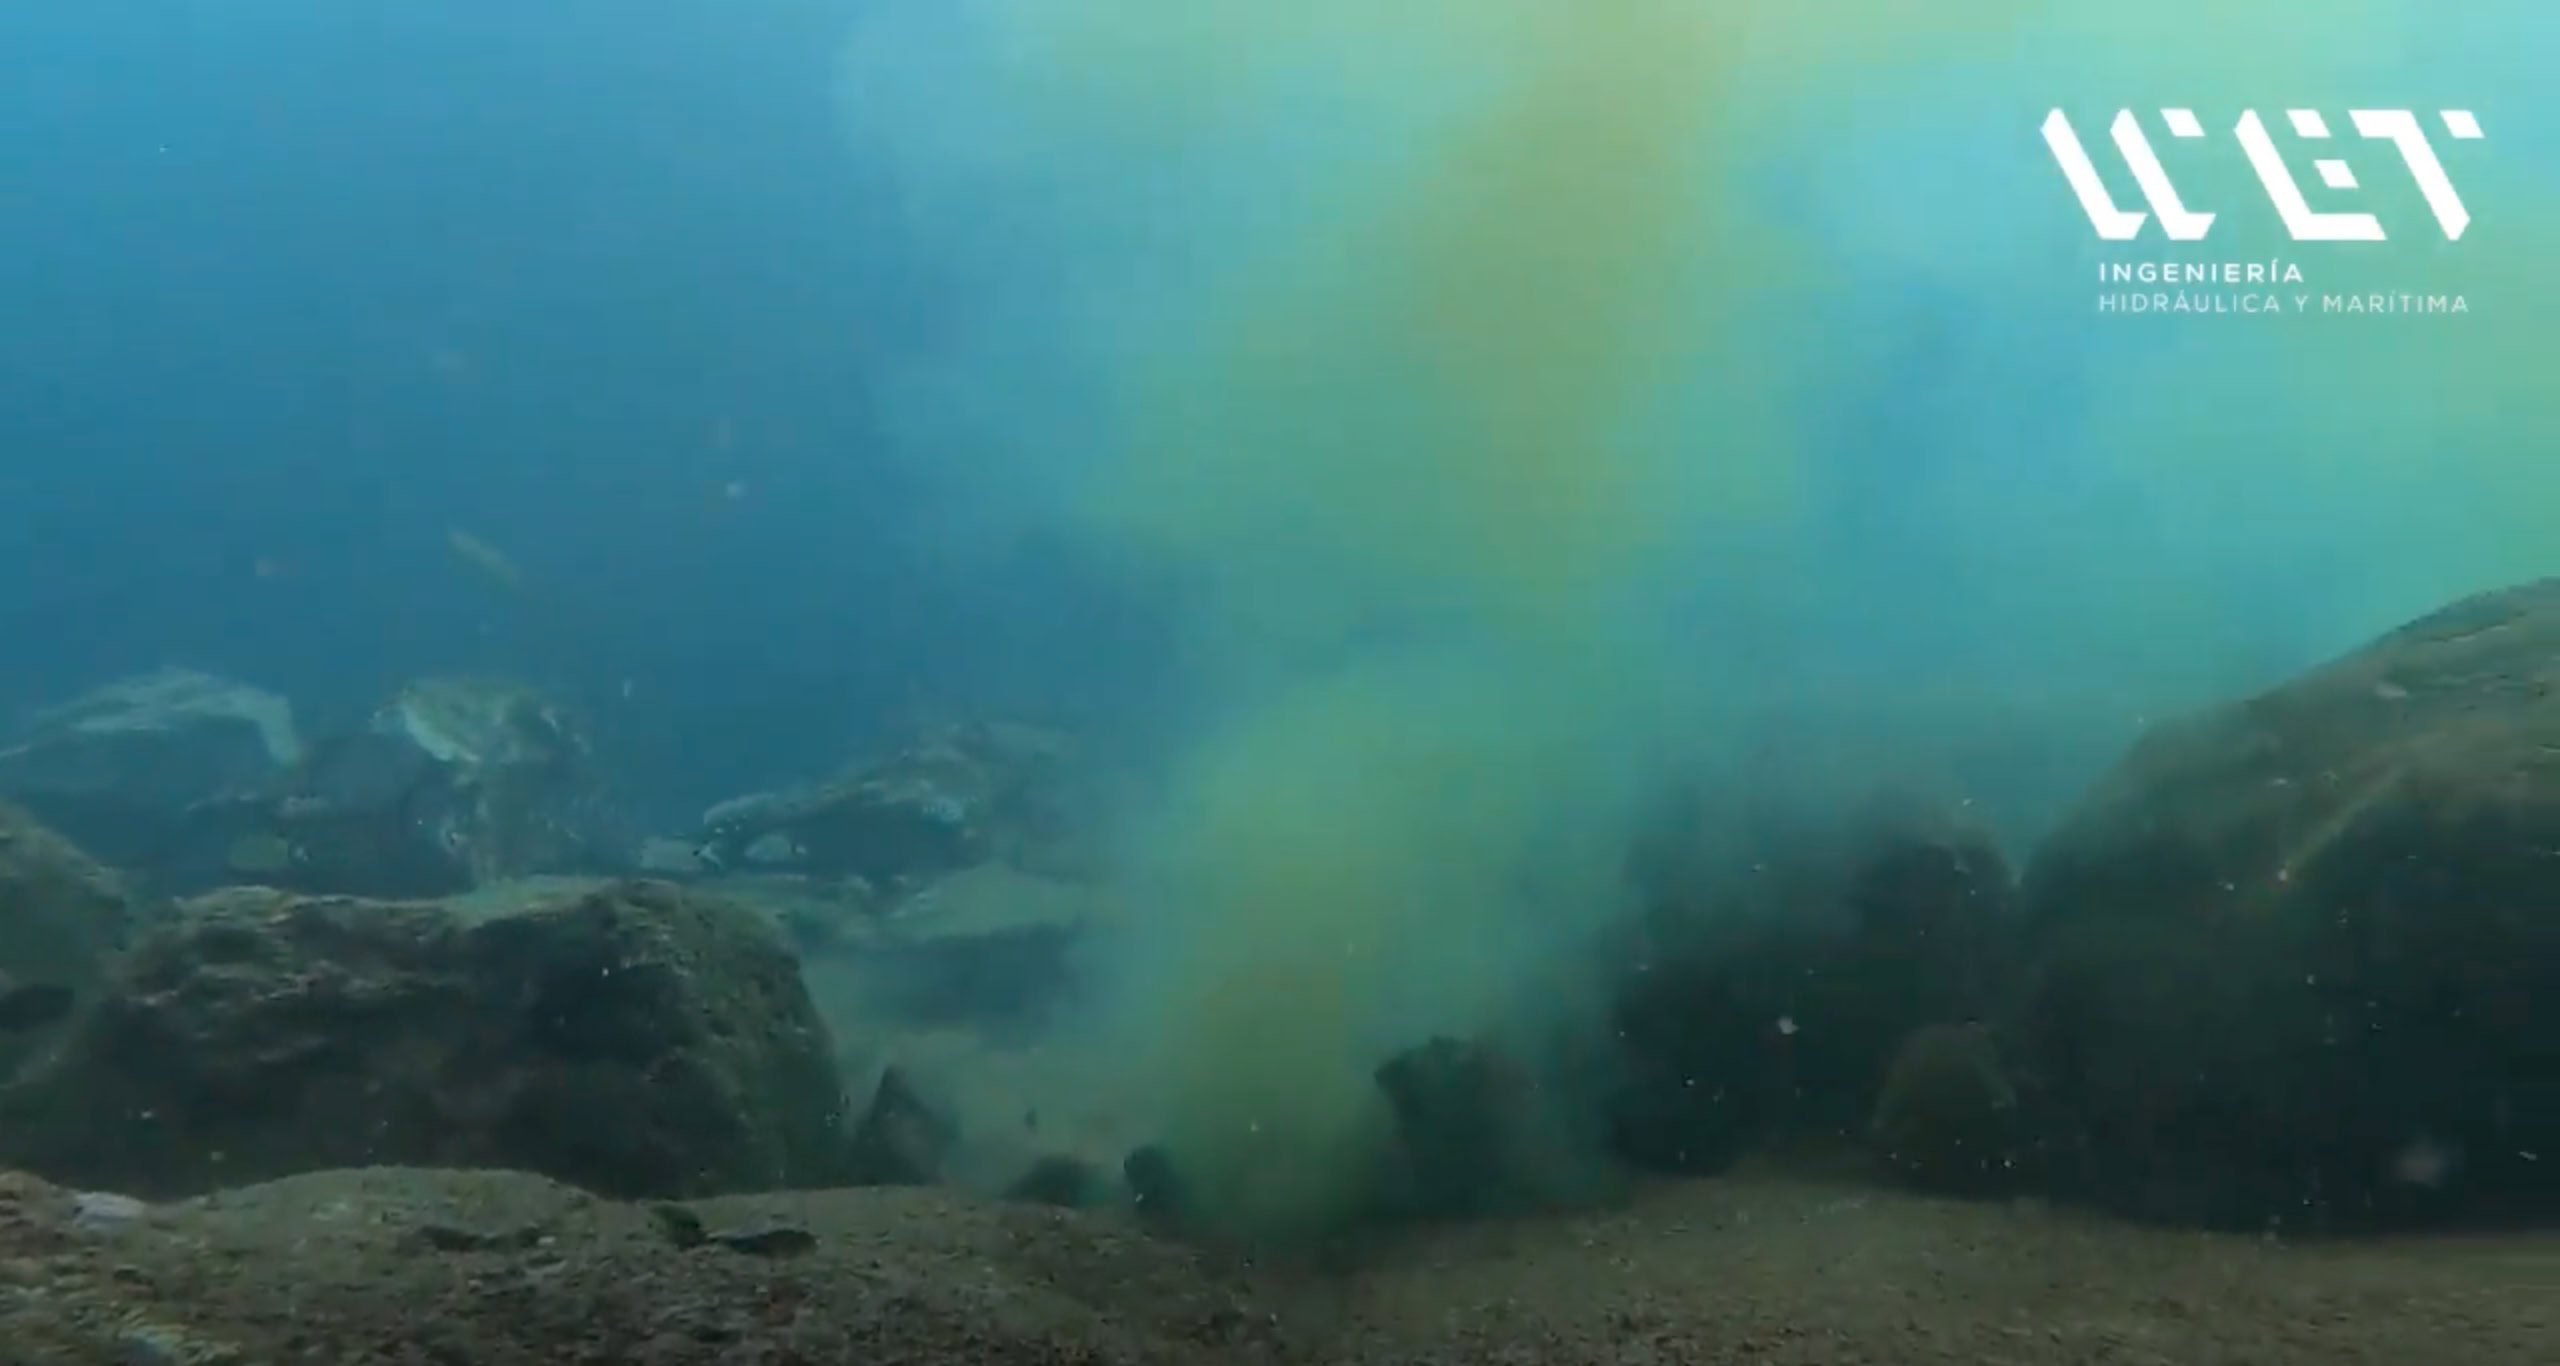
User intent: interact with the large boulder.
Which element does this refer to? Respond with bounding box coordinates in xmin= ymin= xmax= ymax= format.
xmin=2020 ymin=579 xmax=2560 ymax=1228
xmin=0 ymin=879 xmax=853 ymax=1200
xmin=0 ymin=669 xmax=301 ymax=882
xmin=216 ymin=676 xmax=613 ymax=898
xmin=0 ymin=803 xmax=147 ymax=1078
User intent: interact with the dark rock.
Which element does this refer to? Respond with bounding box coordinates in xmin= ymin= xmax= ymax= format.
xmin=415 ymin=1222 xmax=552 ymax=1254
xmin=0 ymin=879 xmax=851 ymax=1200
xmin=0 ymin=977 xmax=74 ymax=1032
xmin=1003 ymin=1154 xmax=1102 ymax=1208
xmin=1603 ymin=796 xmax=2021 ymax=1174
xmin=0 ymin=803 xmax=145 ymax=1077
xmin=649 ymin=1202 xmax=709 ymax=1249
xmin=2020 ymin=578 xmax=2560 ymax=1229
xmin=225 ymin=676 xmax=612 ymax=899
xmin=1372 ymin=1037 xmax=1534 ymax=1219
xmin=1868 ymin=1022 xmax=2028 ymax=1195
xmin=845 ymin=1065 xmax=955 ymax=1186
xmin=0 ymin=670 xmax=302 ymax=883
xmin=1123 ymin=1144 xmax=1190 ymax=1228
xmin=697 ymin=720 xmax=1075 ymax=885
xmin=707 ymin=1224 xmax=817 ymax=1258
xmin=1363 ymin=1035 xmax=1625 ymax=1228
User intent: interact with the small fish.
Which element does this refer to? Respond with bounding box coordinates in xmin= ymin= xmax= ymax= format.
xmin=0 ymin=978 xmax=76 ymax=1032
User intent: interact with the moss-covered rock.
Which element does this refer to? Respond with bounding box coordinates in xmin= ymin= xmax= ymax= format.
xmin=2020 ymin=578 xmax=2560 ymax=1228
xmin=0 ymin=879 xmax=851 ymax=1200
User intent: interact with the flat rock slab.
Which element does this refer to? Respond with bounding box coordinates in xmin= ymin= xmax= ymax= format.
xmin=0 ymin=1165 xmax=1287 ymax=1365
xmin=2 ymin=1164 xmax=2549 ymax=1365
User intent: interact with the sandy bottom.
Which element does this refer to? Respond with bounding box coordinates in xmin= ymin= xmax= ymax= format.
xmin=2 ymin=1162 xmax=2548 ymax=1364
xmin=1324 ymin=1169 xmax=2554 ymax=1365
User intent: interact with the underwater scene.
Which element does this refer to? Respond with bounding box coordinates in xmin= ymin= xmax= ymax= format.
xmin=1 ymin=2 xmax=2555 ymax=1362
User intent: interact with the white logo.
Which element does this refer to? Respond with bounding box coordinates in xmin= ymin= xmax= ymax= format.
xmin=2043 ymin=108 xmax=2482 ymax=242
